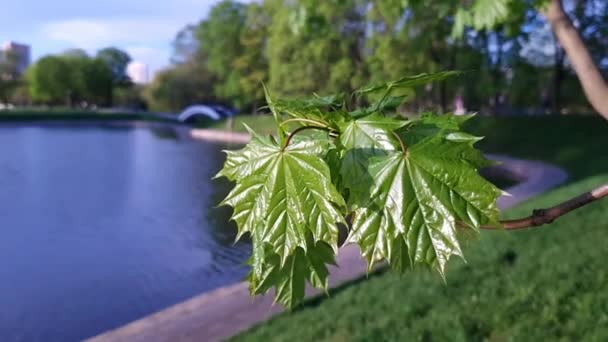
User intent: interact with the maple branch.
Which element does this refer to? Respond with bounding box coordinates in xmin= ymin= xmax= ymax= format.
xmin=391 ymin=131 xmax=408 ymax=155
xmin=482 ymin=183 xmax=608 ymax=231
xmin=280 ymin=117 xmax=329 ymax=128
xmin=283 ymin=125 xmax=334 ymax=149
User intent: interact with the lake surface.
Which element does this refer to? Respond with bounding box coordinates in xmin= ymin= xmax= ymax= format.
xmin=0 ymin=123 xmax=250 ymax=341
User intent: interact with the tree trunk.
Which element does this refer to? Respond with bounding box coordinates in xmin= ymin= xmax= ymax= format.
xmin=543 ymin=0 xmax=608 ymax=119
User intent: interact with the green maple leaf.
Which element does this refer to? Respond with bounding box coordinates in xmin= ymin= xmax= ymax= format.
xmin=303 ymin=93 xmax=345 ymax=109
xmin=472 ymin=0 xmax=510 ymax=30
xmin=218 ymin=130 xmax=346 ymax=308
xmin=218 ymin=133 xmax=346 ymax=262
xmin=349 ymin=95 xmax=411 ymax=119
xmin=337 ymin=113 xmax=409 ymax=207
xmin=263 ymin=88 xmax=347 ymax=131
xmin=347 ymin=132 xmax=501 ymax=276
xmin=354 ymin=71 xmax=462 ymax=96
xmin=248 ymin=236 xmax=336 ymax=308
xmin=399 ymin=113 xmax=476 ymax=146
xmin=418 ymin=112 xmax=476 ymax=130
xmin=216 ymin=126 xmax=328 ymax=182
xmin=218 ymin=78 xmax=506 ymax=309
xmin=215 ymin=127 xmax=280 ymax=182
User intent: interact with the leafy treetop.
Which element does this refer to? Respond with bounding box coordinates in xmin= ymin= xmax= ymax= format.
xmin=216 ymin=72 xmax=503 ymax=308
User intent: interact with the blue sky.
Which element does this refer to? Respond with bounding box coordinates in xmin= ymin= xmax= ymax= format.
xmin=0 ymin=0 xmax=225 ymax=76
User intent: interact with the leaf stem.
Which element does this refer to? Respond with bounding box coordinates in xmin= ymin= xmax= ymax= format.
xmin=374 ymin=84 xmax=393 ymax=111
xmin=280 ymin=118 xmax=329 ymax=128
xmin=391 ymin=131 xmax=408 ymax=155
xmin=482 ymin=183 xmax=608 ymax=230
xmin=283 ymin=125 xmax=333 ymax=150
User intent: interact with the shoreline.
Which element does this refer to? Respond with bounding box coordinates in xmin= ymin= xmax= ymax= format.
xmin=87 ymin=152 xmax=568 ymax=342
xmin=1 ymin=119 xmax=570 ymax=341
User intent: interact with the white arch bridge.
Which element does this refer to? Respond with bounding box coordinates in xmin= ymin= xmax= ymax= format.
xmin=152 ymin=105 xmax=237 ymax=123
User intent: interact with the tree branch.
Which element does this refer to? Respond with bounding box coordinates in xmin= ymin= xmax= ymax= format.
xmin=283 ymin=125 xmax=333 ymax=149
xmin=482 ymin=183 xmax=608 ymax=230
xmin=542 ymin=0 xmax=608 ymax=119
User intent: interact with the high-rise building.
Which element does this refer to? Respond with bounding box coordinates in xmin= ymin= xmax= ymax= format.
xmin=2 ymin=41 xmax=31 ymax=74
xmin=127 ymin=62 xmax=149 ymax=84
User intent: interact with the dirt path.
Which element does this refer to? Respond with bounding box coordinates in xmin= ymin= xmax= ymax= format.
xmin=87 ymin=152 xmax=567 ymax=342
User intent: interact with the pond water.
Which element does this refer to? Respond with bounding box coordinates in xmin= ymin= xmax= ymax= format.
xmin=0 ymin=123 xmax=250 ymax=341
xmin=0 ymin=123 xmax=517 ymax=341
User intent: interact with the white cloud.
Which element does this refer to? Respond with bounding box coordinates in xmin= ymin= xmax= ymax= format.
xmin=41 ymin=17 xmax=185 ymax=78
xmin=36 ymin=1 xmax=252 ymax=78
xmin=42 ymin=18 xmax=178 ymax=49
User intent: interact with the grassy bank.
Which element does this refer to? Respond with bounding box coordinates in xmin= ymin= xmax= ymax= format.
xmin=466 ymin=115 xmax=608 ymax=181
xmin=231 ymin=114 xmax=608 ymax=341
xmin=0 ymin=109 xmax=176 ymax=123
xmin=209 ymin=114 xmax=277 ymax=135
xmin=214 ymin=114 xmax=608 ymax=179
xmin=234 ymin=175 xmax=608 ymax=341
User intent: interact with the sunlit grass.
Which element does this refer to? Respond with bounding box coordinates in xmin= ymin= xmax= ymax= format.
xmin=232 ymin=114 xmax=608 ymax=341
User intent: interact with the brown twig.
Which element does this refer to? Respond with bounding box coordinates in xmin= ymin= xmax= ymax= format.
xmin=283 ymin=125 xmax=333 ymax=149
xmin=391 ymin=131 xmax=408 ymax=155
xmin=482 ymin=183 xmax=608 ymax=230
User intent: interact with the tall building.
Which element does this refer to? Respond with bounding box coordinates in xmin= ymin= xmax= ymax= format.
xmin=2 ymin=41 xmax=31 ymax=74
xmin=127 ymin=62 xmax=149 ymax=84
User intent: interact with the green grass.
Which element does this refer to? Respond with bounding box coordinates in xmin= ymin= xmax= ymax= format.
xmin=232 ymin=114 xmax=608 ymax=341
xmin=209 ymin=114 xmax=278 ymax=135
xmin=213 ymin=114 xmax=608 ymax=179
xmin=465 ymin=115 xmax=608 ymax=181
xmin=0 ymin=109 xmax=176 ymax=123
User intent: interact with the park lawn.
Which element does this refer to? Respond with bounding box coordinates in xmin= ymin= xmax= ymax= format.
xmin=234 ymin=173 xmax=608 ymax=342
xmin=232 ymin=114 xmax=608 ymax=341
xmin=0 ymin=109 xmax=175 ymax=123
xmin=465 ymin=115 xmax=608 ymax=182
xmin=209 ymin=114 xmax=278 ymax=136
xmin=215 ymin=114 xmax=608 ymax=180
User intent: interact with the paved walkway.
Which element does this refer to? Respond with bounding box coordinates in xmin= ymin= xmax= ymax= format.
xmin=486 ymin=154 xmax=568 ymax=208
xmin=87 ymin=244 xmax=368 ymax=342
xmin=189 ymin=129 xmax=251 ymax=144
xmin=87 ymin=133 xmax=568 ymax=342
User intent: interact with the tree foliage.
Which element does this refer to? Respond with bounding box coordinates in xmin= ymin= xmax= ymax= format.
xmin=97 ymin=47 xmax=132 ymax=86
xmin=196 ymin=0 xmax=248 ymax=105
xmin=26 ymin=50 xmax=124 ymax=107
xmin=143 ymin=62 xmax=217 ymax=112
xmin=150 ymin=0 xmax=607 ymax=115
xmin=266 ymin=0 xmax=367 ymax=97
xmin=217 ymin=72 xmax=503 ymax=308
xmin=27 ymin=56 xmax=73 ymax=104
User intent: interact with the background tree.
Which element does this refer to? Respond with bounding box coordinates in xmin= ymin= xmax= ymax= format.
xmin=142 ymin=0 xmax=607 ymax=117
xmin=61 ymin=48 xmax=89 ymax=59
xmin=27 ymin=54 xmax=113 ymax=107
xmin=97 ymin=47 xmax=133 ymax=106
xmin=266 ymin=0 xmax=366 ymax=97
xmin=27 ymin=56 xmax=73 ymax=105
xmin=143 ymin=62 xmax=217 ymax=112
xmin=232 ymin=2 xmax=271 ymax=112
xmin=80 ymin=57 xmax=113 ymax=105
xmin=453 ymin=0 xmax=608 ymax=119
xmin=171 ymin=25 xmax=200 ymax=65
xmin=196 ymin=0 xmax=248 ymax=106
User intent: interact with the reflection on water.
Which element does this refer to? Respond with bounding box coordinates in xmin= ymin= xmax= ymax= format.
xmin=150 ymin=126 xmax=180 ymax=141
xmin=0 ymin=123 xmax=250 ymax=341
